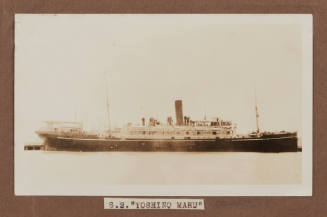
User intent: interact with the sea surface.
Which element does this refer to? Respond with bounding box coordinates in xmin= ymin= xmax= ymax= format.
xmin=15 ymin=149 xmax=302 ymax=193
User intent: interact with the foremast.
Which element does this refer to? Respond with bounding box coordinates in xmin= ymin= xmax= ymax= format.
xmin=254 ymin=88 xmax=260 ymax=133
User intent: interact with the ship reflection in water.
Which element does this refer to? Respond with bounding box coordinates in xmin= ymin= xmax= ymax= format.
xmin=25 ymin=100 xmax=299 ymax=153
xmin=17 ymin=151 xmax=302 ymax=185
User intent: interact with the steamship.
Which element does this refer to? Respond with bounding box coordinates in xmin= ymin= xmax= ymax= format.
xmin=31 ymin=99 xmax=299 ymax=152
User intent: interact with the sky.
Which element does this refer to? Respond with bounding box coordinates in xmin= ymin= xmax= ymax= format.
xmin=15 ymin=15 xmax=303 ymax=143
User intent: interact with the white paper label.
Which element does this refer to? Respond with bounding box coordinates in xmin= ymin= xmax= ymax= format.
xmin=104 ymin=198 xmax=204 ymax=210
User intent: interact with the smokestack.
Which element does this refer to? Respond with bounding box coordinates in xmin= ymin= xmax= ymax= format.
xmin=175 ymin=100 xmax=183 ymax=126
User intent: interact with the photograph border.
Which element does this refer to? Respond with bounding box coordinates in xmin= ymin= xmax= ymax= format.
xmin=1 ymin=0 xmax=325 ymax=216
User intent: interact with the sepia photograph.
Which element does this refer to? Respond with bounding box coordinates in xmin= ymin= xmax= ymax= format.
xmin=14 ymin=14 xmax=312 ymax=196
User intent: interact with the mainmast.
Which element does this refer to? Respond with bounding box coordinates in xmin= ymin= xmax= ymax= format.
xmin=254 ymin=88 xmax=260 ymax=133
xmin=105 ymin=74 xmax=111 ymax=136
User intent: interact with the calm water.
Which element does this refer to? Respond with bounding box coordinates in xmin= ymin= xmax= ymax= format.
xmin=15 ymin=149 xmax=302 ymax=193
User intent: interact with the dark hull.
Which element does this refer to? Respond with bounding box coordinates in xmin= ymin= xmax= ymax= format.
xmin=41 ymin=136 xmax=299 ymax=153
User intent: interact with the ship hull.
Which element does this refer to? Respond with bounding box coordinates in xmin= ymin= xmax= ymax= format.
xmin=41 ymin=136 xmax=299 ymax=153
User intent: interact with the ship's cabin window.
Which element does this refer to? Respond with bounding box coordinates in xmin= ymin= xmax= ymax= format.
xmin=186 ymin=131 xmax=189 ymax=135
xmin=142 ymin=131 xmax=146 ymax=135
xmin=227 ymin=131 xmax=230 ymax=135
xmin=197 ymin=131 xmax=200 ymax=135
xmin=212 ymin=131 xmax=217 ymax=135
